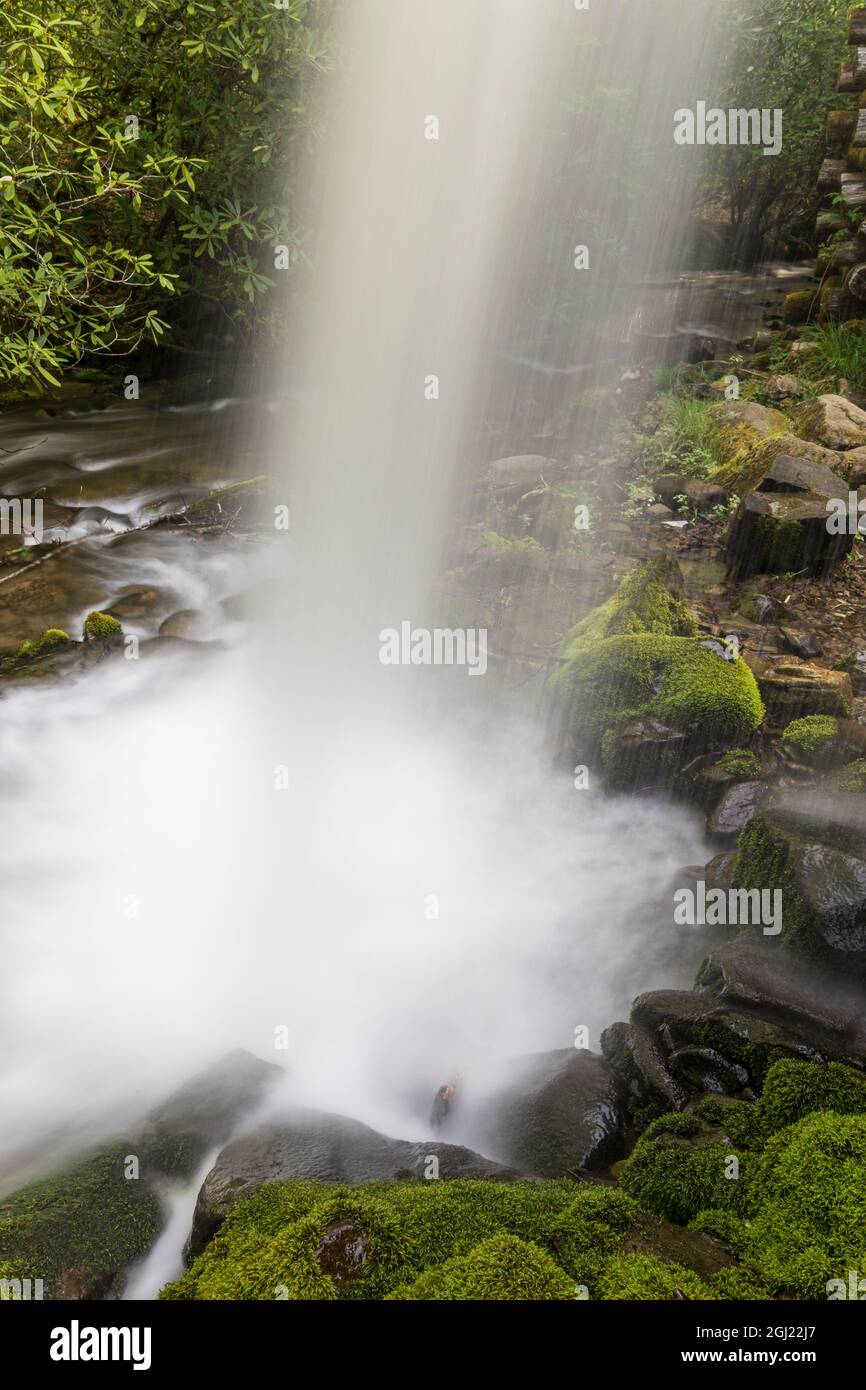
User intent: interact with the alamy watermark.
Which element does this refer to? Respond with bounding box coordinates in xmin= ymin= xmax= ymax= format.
xmin=0 ymin=497 xmax=43 ymax=544
xmin=675 ymin=103 xmax=783 ymax=157
xmin=379 ymin=622 xmax=487 ymax=676
xmin=674 ymin=881 xmax=782 ymax=935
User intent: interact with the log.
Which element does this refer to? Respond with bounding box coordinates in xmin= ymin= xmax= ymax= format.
xmin=846 ymin=261 xmax=866 ymax=299
xmin=816 ymin=209 xmax=847 ymax=244
xmin=851 ymin=8 xmax=866 ymax=45
xmin=818 ymin=157 xmax=847 ymax=191
xmin=826 ymin=109 xmax=858 ymax=145
xmin=840 ymin=172 xmax=866 ymax=210
xmin=830 ymin=237 xmax=866 ymax=270
xmin=839 ymin=61 xmax=857 ymax=92
xmin=855 ymin=47 xmax=866 ymax=86
xmin=853 ymin=110 xmax=866 ymax=149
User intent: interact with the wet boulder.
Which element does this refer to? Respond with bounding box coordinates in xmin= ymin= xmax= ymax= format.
xmin=733 ymin=787 xmax=866 ymax=972
xmin=188 ymin=1107 xmax=521 ymax=1255
xmin=725 ymin=452 xmax=853 ymax=580
xmin=554 ymin=561 xmax=763 ymax=787
xmin=631 ymin=988 xmax=865 ymax=1091
xmin=744 ymin=656 xmax=852 ymax=725
xmin=706 ymin=780 xmax=769 ymax=842
xmin=695 ymin=939 xmax=866 ymax=1045
xmin=600 ymin=1021 xmax=688 ymax=1122
xmin=461 ymin=1049 xmax=626 ymax=1179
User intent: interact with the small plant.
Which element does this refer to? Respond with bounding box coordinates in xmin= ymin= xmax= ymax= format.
xmin=634 ymin=393 xmax=717 ymax=479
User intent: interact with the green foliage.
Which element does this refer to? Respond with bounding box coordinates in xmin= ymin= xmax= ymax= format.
xmin=771 ymin=322 xmax=866 ymax=395
xmin=482 ymin=531 xmax=545 ymax=556
xmin=782 ymin=714 xmax=840 ymax=761
xmin=83 ymin=610 xmax=122 ymax=641
xmin=758 ymin=1059 xmax=866 ymax=1135
xmin=617 ymin=1115 xmax=750 ymax=1225
xmin=596 ymin=1252 xmax=712 ymax=1301
xmin=0 ymin=1143 xmax=163 ymax=1297
xmin=635 ymin=393 xmax=717 ymax=479
xmin=715 ymin=748 xmax=762 ymax=779
xmin=700 ymin=0 xmax=852 ymax=262
xmin=0 ymin=0 xmax=334 ymax=386
xmin=742 ymin=1112 xmax=866 ymax=1297
xmin=387 ymin=1234 xmax=577 ymax=1301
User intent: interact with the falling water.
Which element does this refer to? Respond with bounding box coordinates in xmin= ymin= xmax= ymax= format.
xmin=1 ymin=0 xmax=726 ymax=1176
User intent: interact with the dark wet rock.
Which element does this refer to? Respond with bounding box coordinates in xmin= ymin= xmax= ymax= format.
xmin=666 ymin=1046 xmax=753 ymax=1097
xmin=706 ymin=781 xmax=769 ymax=842
xmin=105 ymin=588 xmax=162 ymax=622
xmin=681 ymin=478 xmax=730 ymax=511
xmin=733 ymin=792 xmax=866 ymax=972
xmin=747 ymin=594 xmax=786 ymax=625
xmin=176 ymin=476 xmax=268 ymax=529
xmin=726 ymin=454 xmax=853 ymax=580
xmin=313 ymin=1222 xmax=371 ymax=1287
xmin=704 ymin=851 xmax=738 ymax=894
xmin=602 ymin=717 xmax=689 ymax=788
xmin=188 ymin=1107 xmax=521 ymax=1255
xmin=653 ymin=472 xmax=689 ymax=506
xmin=137 ymin=1048 xmax=283 ymax=1174
xmin=779 ymin=625 xmax=823 ymax=659
xmin=463 ymin=1049 xmax=626 ymax=1180
xmin=745 ymin=656 xmax=852 ymax=724
xmin=600 ymin=1022 xmax=688 ymax=1120
xmin=631 ymin=988 xmax=866 ymax=1088
xmin=695 ymin=940 xmax=866 ymax=1044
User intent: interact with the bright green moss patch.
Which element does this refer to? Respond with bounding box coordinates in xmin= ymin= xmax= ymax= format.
xmin=83 ymin=611 xmax=123 ymax=641
xmin=388 ymin=1234 xmax=576 ymax=1301
xmin=0 ymin=1143 xmax=163 ymax=1298
xmin=558 ymin=557 xmax=696 ymax=664
xmin=742 ymin=1112 xmax=866 ymax=1298
xmin=11 ymin=629 xmax=71 ymax=664
xmin=617 ymin=1115 xmax=750 ymax=1225
xmin=782 ymin=715 xmax=839 ymax=761
xmin=758 ymin=1059 xmax=866 ymax=1135
xmin=596 ymin=1252 xmax=712 ymax=1300
xmin=715 ymin=749 xmax=762 ymax=779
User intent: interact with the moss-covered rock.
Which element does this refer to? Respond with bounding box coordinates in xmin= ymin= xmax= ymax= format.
xmin=83 ymin=611 xmax=123 ymax=643
xmin=616 ymin=1113 xmax=750 ymax=1225
xmin=0 ymin=1143 xmax=163 ymax=1300
xmin=596 ymin=1251 xmax=712 ymax=1300
xmin=388 ymin=1233 xmax=577 ymax=1301
xmin=741 ymin=1112 xmax=866 ymax=1298
xmin=733 ymin=811 xmax=866 ymax=969
xmin=782 ymin=715 xmax=841 ymax=765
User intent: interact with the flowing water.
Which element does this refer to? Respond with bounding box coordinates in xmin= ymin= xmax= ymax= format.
xmin=3 ymin=0 xmax=754 ymax=1196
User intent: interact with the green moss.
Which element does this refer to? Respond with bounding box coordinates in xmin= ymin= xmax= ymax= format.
xmin=83 ymin=611 xmax=123 ymax=642
xmin=732 ymin=815 xmax=814 ymax=955
xmin=782 ymin=715 xmax=839 ymax=761
xmin=596 ymin=1252 xmax=712 ymax=1301
xmin=0 ymin=1143 xmax=163 ymax=1298
xmin=561 ymin=633 xmax=764 ymax=783
xmin=161 ymin=1179 xmax=584 ymax=1302
xmin=709 ymin=1265 xmax=773 ymax=1300
xmin=542 ymin=1187 xmax=640 ymax=1285
xmin=617 ymin=1115 xmax=750 ymax=1225
xmin=559 ymin=558 xmax=696 ymax=663
xmin=387 ymin=1234 xmax=576 ymax=1301
xmin=12 ymin=629 xmax=71 ymax=663
xmin=828 ymin=757 xmax=866 ymax=792
xmin=742 ymin=1112 xmax=866 ymax=1297
xmin=689 ymin=1208 xmax=747 ymax=1252
xmin=714 ymin=749 xmax=762 ymax=779
xmin=758 ymin=1059 xmax=866 ymax=1135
